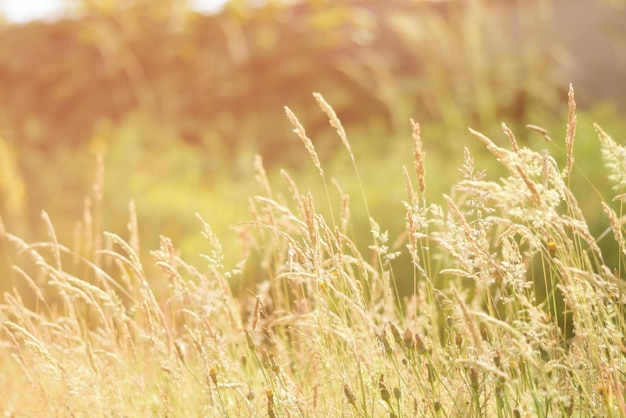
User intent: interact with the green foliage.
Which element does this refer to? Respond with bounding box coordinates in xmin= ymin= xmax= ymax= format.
xmin=98 ymin=112 xmax=252 ymax=272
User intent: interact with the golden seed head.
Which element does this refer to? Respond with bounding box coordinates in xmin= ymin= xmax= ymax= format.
xmin=245 ymin=330 xmax=256 ymax=350
xmin=403 ymin=328 xmax=414 ymax=349
xmin=493 ymin=351 xmax=502 ymax=368
xmin=252 ymin=296 xmax=261 ymax=330
xmin=266 ymin=387 xmax=274 ymax=402
xmin=455 ymin=332 xmax=463 ymax=347
xmin=209 ymin=367 xmax=218 ymax=385
xmin=388 ymin=322 xmax=402 ymax=344
xmin=480 ymin=323 xmax=490 ymax=341
xmin=379 ymin=330 xmax=393 ymax=354
xmin=343 ymin=383 xmax=356 ymax=405
xmin=174 ymin=341 xmax=185 ymax=362
xmin=469 ymin=368 xmax=479 ymax=389
xmin=415 ymin=333 xmax=426 ymax=353
xmin=379 ymin=375 xmax=391 ymax=402
xmin=393 ymin=387 xmax=401 ymax=400
xmin=434 ymin=400 xmax=442 ymax=412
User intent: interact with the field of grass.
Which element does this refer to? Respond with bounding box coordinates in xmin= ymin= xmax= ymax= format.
xmin=1 ymin=87 xmax=626 ymax=417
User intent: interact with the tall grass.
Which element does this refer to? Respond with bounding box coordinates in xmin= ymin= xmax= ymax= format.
xmin=1 ymin=88 xmax=625 ymax=417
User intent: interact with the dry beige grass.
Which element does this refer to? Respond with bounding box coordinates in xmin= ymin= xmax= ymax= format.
xmin=1 ymin=91 xmax=625 ymax=417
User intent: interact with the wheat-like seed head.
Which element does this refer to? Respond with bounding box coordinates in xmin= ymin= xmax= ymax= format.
xmin=284 ymin=106 xmax=323 ymax=178
xmin=601 ymin=201 xmax=626 ymax=258
xmin=410 ymin=118 xmax=426 ymax=194
xmin=313 ymin=92 xmax=351 ymax=155
xmin=564 ymin=83 xmax=577 ymax=178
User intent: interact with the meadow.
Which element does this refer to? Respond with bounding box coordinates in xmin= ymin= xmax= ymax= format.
xmin=1 ymin=86 xmax=625 ymax=417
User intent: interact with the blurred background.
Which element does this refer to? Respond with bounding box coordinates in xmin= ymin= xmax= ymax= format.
xmin=0 ymin=0 xmax=625 ymax=294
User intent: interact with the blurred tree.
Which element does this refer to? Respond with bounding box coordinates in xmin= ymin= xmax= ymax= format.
xmin=0 ymin=0 xmax=566 ymax=161
xmin=3 ymin=0 xmax=618 ymax=285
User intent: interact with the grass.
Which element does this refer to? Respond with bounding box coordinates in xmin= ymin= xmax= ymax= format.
xmin=1 ymin=87 xmax=626 ymax=417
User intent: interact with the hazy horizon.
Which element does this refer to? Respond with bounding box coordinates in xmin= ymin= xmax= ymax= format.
xmin=0 ymin=0 xmax=228 ymax=22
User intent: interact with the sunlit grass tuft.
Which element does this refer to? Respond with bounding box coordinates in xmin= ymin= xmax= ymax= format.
xmin=1 ymin=89 xmax=626 ymax=417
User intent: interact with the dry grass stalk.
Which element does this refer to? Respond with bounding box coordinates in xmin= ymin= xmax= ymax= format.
xmin=330 ymin=178 xmax=351 ymax=235
xmin=564 ymin=83 xmax=577 ymax=178
xmin=411 ymin=118 xmax=426 ymax=194
xmin=254 ymin=154 xmax=273 ymax=199
xmin=468 ymin=127 xmax=508 ymax=160
xmin=502 ymin=122 xmax=519 ymax=153
xmin=515 ymin=165 xmax=542 ymax=206
xmin=313 ymin=92 xmax=351 ymax=155
xmin=280 ymin=169 xmax=305 ymax=217
xmin=601 ymin=201 xmax=626 ymax=259
xmin=284 ymin=106 xmax=323 ymax=178
xmin=402 ymin=165 xmax=418 ymax=207
xmin=41 ymin=211 xmax=62 ymax=270
xmin=526 ymin=124 xmax=553 ymax=142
